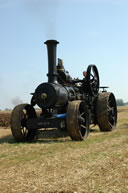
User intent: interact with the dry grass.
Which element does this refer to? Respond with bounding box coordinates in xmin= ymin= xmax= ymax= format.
xmin=0 ymin=106 xmax=128 ymax=193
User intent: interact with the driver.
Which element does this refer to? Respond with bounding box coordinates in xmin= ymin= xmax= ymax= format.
xmin=83 ymin=71 xmax=87 ymax=78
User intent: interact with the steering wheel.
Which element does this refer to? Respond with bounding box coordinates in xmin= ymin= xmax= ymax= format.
xmin=86 ymin=65 xmax=100 ymax=97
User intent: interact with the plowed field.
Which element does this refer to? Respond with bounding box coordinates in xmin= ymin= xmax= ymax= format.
xmin=0 ymin=111 xmax=11 ymax=127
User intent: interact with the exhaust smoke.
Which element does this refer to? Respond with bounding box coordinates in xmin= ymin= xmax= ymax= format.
xmin=24 ymin=0 xmax=59 ymax=39
xmin=11 ymin=96 xmax=23 ymax=106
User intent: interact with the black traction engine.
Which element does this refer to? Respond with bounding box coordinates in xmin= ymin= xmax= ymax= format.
xmin=11 ymin=40 xmax=117 ymax=142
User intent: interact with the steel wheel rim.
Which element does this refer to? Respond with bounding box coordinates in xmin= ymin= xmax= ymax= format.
xmin=87 ymin=65 xmax=99 ymax=96
xmin=78 ymin=102 xmax=88 ymax=137
xmin=107 ymin=94 xmax=117 ymax=128
xmin=66 ymin=101 xmax=89 ymax=140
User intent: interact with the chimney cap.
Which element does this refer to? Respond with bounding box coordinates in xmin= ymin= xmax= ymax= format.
xmin=44 ymin=40 xmax=59 ymax=45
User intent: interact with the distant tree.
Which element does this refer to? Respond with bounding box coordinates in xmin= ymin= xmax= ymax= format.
xmin=124 ymin=102 xmax=128 ymax=106
xmin=5 ymin=108 xmax=9 ymax=111
xmin=116 ymin=99 xmax=124 ymax=106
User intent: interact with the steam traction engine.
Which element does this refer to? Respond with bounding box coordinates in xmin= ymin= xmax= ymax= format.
xmin=11 ymin=40 xmax=117 ymax=142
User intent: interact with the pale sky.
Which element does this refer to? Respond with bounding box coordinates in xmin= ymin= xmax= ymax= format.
xmin=0 ymin=0 xmax=128 ymax=109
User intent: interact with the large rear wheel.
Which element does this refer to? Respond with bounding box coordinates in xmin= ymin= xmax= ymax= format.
xmin=66 ymin=100 xmax=89 ymax=141
xmin=96 ymin=92 xmax=117 ymax=131
xmin=11 ymin=104 xmax=37 ymax=142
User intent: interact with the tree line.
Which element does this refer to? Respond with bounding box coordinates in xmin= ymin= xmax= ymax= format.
xmin=116 ymin=99 xmax=128 ymax=106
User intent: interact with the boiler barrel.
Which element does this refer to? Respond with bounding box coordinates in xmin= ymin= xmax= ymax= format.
xmin=34 ymin=82 xmax=68 ymax=109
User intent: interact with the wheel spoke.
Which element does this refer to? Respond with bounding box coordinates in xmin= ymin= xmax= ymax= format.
xmin=21 ymin=126 xmax=27 ymax=137
xmin=90 ymin=73 xmax=94 ymax=78
xmin=80 ymin=112 xmax=85 ymax=117
xmin=21 ymin=127 xmax=25 ymax=135
xmin=80 ymin=124 xmax=86 ymax=129
xmin=109 ymin=112 xmax=116 ymax=123
xmin=109 ymin=122 xmax=113 ymax=128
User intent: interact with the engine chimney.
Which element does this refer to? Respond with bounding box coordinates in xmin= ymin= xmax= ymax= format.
xmin=44 ymin=40 xmax=59 ymax=83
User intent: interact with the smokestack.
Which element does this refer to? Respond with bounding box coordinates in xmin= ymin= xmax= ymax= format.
xmin=44 ymin=40 xmax=59 ymax=83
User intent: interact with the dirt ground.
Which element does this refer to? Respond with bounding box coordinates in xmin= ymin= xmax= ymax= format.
xmin=0 ymin=106 xmax=128 ymax=193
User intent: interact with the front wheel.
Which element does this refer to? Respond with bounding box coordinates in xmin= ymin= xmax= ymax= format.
xmin=66 ymin=100 xmax=89 ymax=141
xmin=96 ymin=92 xmax=117 ymax=131
xmin=11 ymin=104 xmax=37 ymax=142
